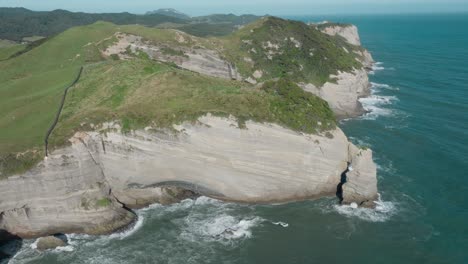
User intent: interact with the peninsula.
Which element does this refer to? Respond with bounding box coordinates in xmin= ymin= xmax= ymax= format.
xmin=0 ymin=9 xmax=377 ymax=240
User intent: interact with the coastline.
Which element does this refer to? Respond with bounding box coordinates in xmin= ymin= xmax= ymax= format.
xmin=0 ymin=21 xmax=378 ymax=256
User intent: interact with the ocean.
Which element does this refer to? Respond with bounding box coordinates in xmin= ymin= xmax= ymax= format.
xmin=6 ymin=13 xmax=468 ymax=264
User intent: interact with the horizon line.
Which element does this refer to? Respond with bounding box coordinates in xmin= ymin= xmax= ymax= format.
xmin=2 ymin=6 xmax=468 ymax=17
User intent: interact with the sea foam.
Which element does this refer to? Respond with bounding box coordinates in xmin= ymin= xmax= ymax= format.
xmin=333 ymin=194 xmax=397 ymax=222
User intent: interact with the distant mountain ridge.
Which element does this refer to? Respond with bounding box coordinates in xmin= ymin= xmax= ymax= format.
xmin=0 ymin=7 xmax=261 ymax=41
xmin=145 ymin=8 xmax=191 ymax=20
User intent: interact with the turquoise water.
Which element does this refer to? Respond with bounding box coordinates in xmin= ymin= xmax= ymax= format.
xmin=7 ymin=14 xmax=468 ymax=263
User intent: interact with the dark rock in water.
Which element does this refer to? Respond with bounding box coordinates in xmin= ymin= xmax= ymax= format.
xmin=36 ymin=235 xmax=67 ymax=251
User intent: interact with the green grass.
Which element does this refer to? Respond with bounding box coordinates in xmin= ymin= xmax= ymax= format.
xmin=96 ymin=198 xmax=111 ymax=207
xmin=160 ymin=47 xmax=187 ymax=57
xmin=50 ymin=58 xmax=335 ymax=149
xmin=0 ymin=18 xmax=349 ymax=178
xmin=0 ymin=43 xmax=27 ymax=60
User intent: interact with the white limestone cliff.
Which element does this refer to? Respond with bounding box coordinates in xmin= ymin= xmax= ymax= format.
xmin=0 ymin=115 xmax=378 ymax=238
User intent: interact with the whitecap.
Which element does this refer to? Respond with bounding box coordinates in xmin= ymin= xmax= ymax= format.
xmin=52 ymin=245 xmax=74 ymax=253
xmin=29 ymin=239 xmax=38 ymax=250
xmin=370 ymin=82 xmax=399 ymax=91
xmin=182 ymin=214 xmax=263 ymax=242
xmin=359 ymin=95 xmax=398 ymax=120
xmin=272 ymin=221 xmax=289 ymax=228
xmin=372 ymin=62 xmax=385 ymax=71
xmin=333 ymin=194 xmax=397 ymax=222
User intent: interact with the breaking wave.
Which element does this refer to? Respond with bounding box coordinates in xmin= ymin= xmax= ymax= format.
xmin=359 ymin=95 xmax=398 ymax=120
xmin=369 ymin=62 xmax=385 ymax=75
xmin=371 ymin=82 xmax=400 ymax=91
xmin=333 ymin=194 xmax=397 ymax=222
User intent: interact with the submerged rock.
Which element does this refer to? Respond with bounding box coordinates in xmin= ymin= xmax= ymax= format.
xmin=36 ymin=236 xmax=66 ymax=251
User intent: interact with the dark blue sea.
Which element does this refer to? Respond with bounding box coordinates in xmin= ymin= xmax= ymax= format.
xmin=8 ymin=13 xmax=468 ymax=264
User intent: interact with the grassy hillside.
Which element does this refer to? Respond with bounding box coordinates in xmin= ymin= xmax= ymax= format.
xmin=220 ymin=17 xmax=362 ymax=86
xmin=0 ymin=41 xmax=26 ymax=60
xmin=0 ymin=18 xmax=349 ymax=177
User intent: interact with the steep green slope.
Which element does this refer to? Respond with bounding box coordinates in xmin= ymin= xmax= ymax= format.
xmin=220 ymin=17 xmax=362 ymax=86
xmin=0 ymin=18 xmax=344 ymax=177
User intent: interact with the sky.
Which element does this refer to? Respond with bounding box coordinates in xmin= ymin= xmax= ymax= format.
xmin=1 ymin=0 xmax=467 ymax=15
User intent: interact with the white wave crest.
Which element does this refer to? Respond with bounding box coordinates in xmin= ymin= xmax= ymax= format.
xmin=29 ymin=240 xmax=38 ymax=250
xmin=52 ymin=245 xmax=74 ymax=252
xmin=371 ymin=82 xmax=399 ymax=91
xmin=107 ymin=214 xmax=144 ymax=240
xmin=359 ymin=95 xmax=398 ymax=120
xmin=182 ymin=214 xmax=263 ymax=242
xmin=333 ymin=194 xmax=397 ymax=222
xmin=272 ymin=221 xmax=289 ymax=228
xmin=372 ymin=62 xmax=385 ymax=71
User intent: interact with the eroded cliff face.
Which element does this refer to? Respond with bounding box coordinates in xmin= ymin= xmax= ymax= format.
xmin=0 ymin=115 xmax=377 ymax=238
xmin=320 ymin=24 xmax=361 ymax=46
xmin=299 ymin=69 xmax=371 ymax=119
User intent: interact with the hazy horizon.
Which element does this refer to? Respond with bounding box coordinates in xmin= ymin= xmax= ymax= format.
xmin=1 ymin=0 xmax=468 ymax=16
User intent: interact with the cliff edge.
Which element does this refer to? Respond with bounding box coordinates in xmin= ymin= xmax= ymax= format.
xmin=0 ymin=115 xmax=377 ymax=237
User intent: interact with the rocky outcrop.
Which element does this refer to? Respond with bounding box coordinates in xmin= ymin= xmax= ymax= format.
xmin=320 ymin=24 xmax=361 ymax=46
xmin=0 ymin=115 xmax=377 ymax=238
xmin=104 ymin=33 xmax=241 ymax=80
xmin=299 ymin=69 xmax=371 ymax=119
xmin=298 ymin=23 xmax=375 ymax=119
xmin=343 ymin=145 xmax=378 ymax=207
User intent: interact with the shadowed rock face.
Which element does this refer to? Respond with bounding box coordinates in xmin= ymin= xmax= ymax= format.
xmin=0 ymin=115 xmax=378 ymax=238
xmin=299 ymin=69 xmax=371 ymax=119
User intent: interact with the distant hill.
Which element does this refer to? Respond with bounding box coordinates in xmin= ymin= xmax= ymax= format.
xmin=145 ymin=8 xmax=190 ymax=20
xmin=0 ymin=7 xmax=262 ymax=41
xmin=192 ymin=13 xmax=260 ymax=25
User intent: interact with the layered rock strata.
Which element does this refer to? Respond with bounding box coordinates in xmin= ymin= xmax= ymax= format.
xmin=0 ymin=115 xmax=378 ymax=238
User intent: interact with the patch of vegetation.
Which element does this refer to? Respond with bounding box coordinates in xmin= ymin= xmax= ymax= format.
xmin=110 ymin=54 xmax=120 ymax=61
xmin=160 ymin=47 xmax=187 ymax=57
xmin=261 ymin=79 xmax=336 ymax=133
xmin=0 ymin=151 xmax=43 ymax=178
xmin=96 ymin=198 xmax=111 ymax=207
xmin=315 ymin=22 xmax=353 ymax=31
